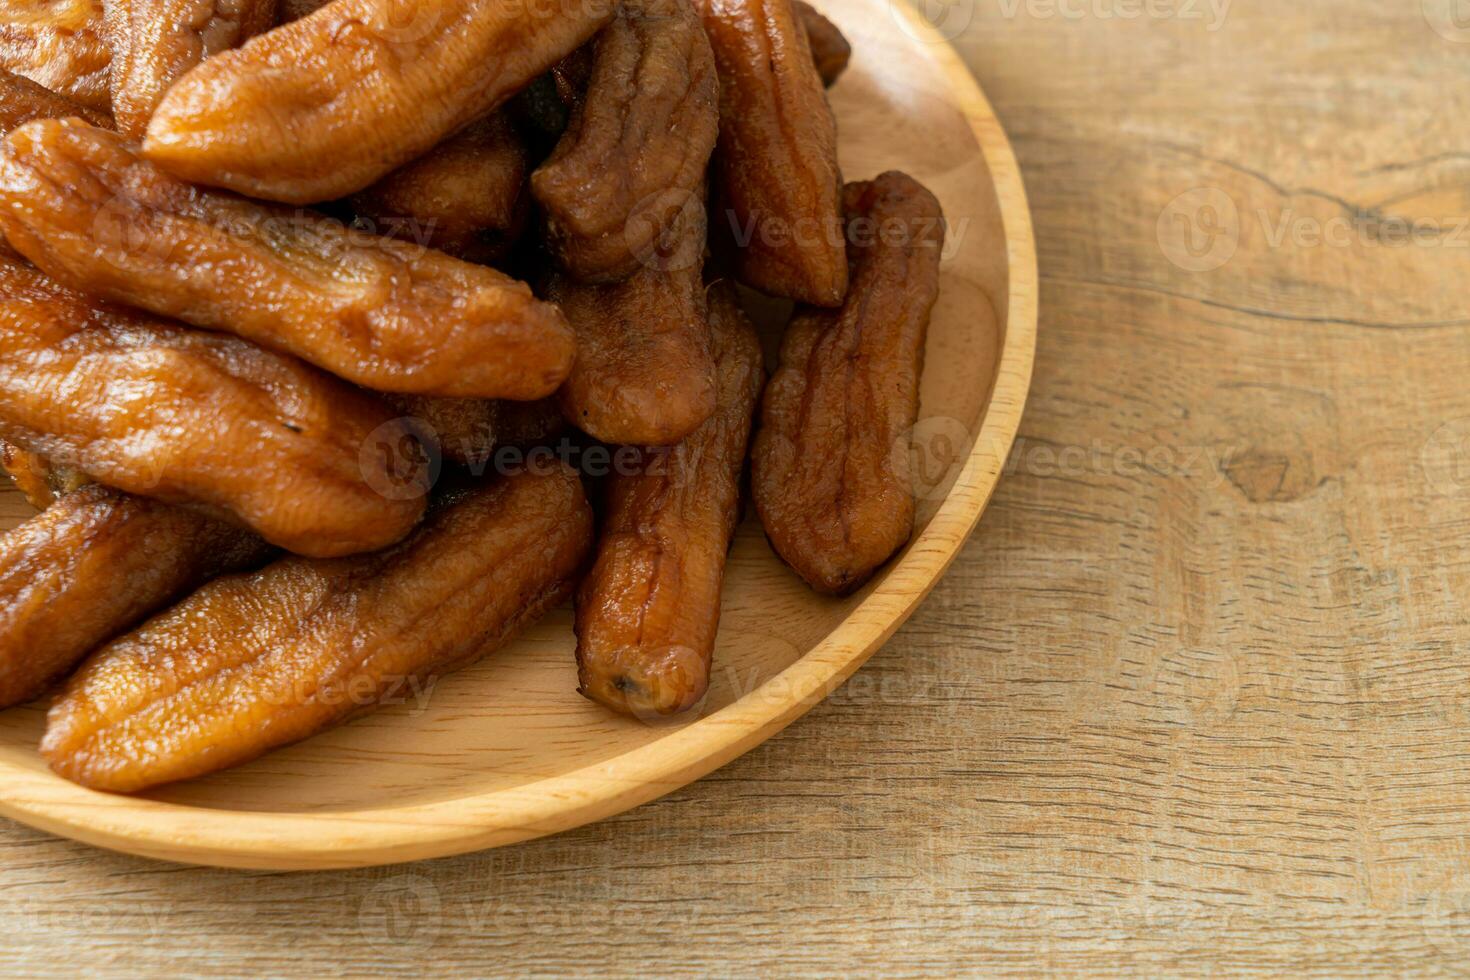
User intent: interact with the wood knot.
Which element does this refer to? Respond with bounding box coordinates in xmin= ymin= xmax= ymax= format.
xmin=1221 ymin=447 xmax=1317 ymax=503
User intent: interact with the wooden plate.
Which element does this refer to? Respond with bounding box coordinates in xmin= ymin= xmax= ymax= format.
xmin=0 ymin=0 xmax=1037 ymax=869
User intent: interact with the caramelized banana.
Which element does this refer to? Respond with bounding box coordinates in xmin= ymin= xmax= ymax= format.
xmin=794 ymin=1 xmax=848 ymax=87
xmin=350 ymin=110 xmax=528 ymax=266
xmin=695 ymin=0 xmax=846 ymax=306
xmin=44 ymin=465 xmax=593 ymax=793
xmin=0 ymin=69 xmax=108 ymax=258
xmin=549 ymin=202 xmax=716 ymax=446
xmin=0 ymin=118 xmax=575 ymax=399
xmin=532 ymin=0 xmax=718 ymax=283
xmin=751 ymin=172 xmax=945 ymax=595
xmin=0 ymin=0 xmax=111 ymax=110
xmin=0 ymin=438 xmax=86 ymax=507
xmin=0 ymin=67 xmax=109 ymax=132
xmin=0 ymin=483 xmax=271 ymax=708
xmin=144 ymin=0 xmax=615 ymax=203
xmin=577 ymin=283 xmax=764 ymax=718
xmin=102 ymin=0 xmax=278 ymax=140
xmin=0 ymin=255 xmax=428 ymax=557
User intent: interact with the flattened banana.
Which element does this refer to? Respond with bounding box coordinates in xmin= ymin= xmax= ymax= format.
xmin=751 ymin=172 xmax=945 ymax=595
xmin=44 ymin=465 xmax=593 ymax=793
xmin=532 ymin=0 xmax=719 ymax=283
xmin=576 ymin=283 xmax=764 ymax=718
xmin=0 ymin=255 xmax=428 ymax=557
xmin=0 ymin=483 xmax=271 ymax=708
xmin=144 ymin=0 xmax=615 ymax=203
xmin=0 ymin=118 xmax=575 ymax=399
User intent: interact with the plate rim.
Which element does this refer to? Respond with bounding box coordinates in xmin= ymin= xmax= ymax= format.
xmin=0 ymin=0 xmax=1039 ymax=870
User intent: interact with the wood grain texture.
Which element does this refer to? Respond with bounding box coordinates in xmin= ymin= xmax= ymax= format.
xmin=1 ymin=0 xmax=1468 ymax=973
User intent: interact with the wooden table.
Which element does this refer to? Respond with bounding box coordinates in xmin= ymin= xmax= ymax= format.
xmin=3 ymin=0 xmax=1470 ymax=973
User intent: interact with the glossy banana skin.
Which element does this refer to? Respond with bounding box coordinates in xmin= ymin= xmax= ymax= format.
xmin=751 ymin=172 xmax=945 ymax=595
xmin=349 ymin=110 xmax=529 ymax=267
xmin=793 ymin=1 xmax=847 ymax=87
xmin=102 ymin=0 xmax=278 ymax=140
xmin=577 ymin=283 xmax=764 ymax=718
xmin=0 ymin=0 xmax=111 ymax=110
xmin=0 ymin=66 xmax=109 ymax=133
xmin=0 ymin=254 xmax=429 ymax=557
xmin=0 ymin=482 xmax=271 ymax=708
xmin=0 ymin=68 xmax=109 ymax=260
xmin=532 ymin=0 xmax=719 ymax=283
xmin=550 ymin=203 xmax=717 ymax=446
xmin=695 ymin=0 xmax=847 ymax=306
xmin=43 ymin=465 xmax=594 ymax=793
xmin=144 ymin=0 xmax=616 ymax=204
xmin=0 ymin=118 xmax=575 ymax=399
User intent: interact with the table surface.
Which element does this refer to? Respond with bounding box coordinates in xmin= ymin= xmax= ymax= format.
xmin=5 ymin=1 xmax=1470 ymax=975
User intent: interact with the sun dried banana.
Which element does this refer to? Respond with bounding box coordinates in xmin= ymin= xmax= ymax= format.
xmin=695 ymin=0 xmax=847 ymax=306
xmin=350 ymin=110 xmax=528 ymax=267
xmin=0 ymin=483 xmax=271 ymax=708
xmin=577 ymin=282 xmax=764 ymax=718
xmin=0 ymin=66 xmax=109 ymax=133
xmin=274 ymin=0 xmax=321 ymax=20
xmin=0 ymin=0 xmax=111 ymax=110
xmin=144 ymin=0 xmax=615 ymax=203
xmin=0 ymin=438 xmax=87 ymax=507
xmin=794 ymin=1 xmax=848 ymax=87
xmin=532 ymin=0 xmax=718 ymax=283
xmin=388 ymin=396 xmax=565 ymax=468
xmin=751 ymin=172 xmax=945 ymax=594
xmin=548 ymin=201 xmax=717 ymax=446
xmin=0 ymin=255 xmax=429 ymax=557
xmin=44 ymin=465 xmax=593 ymax=793
xmin=0 ymin=118 xmax=575 ymax=399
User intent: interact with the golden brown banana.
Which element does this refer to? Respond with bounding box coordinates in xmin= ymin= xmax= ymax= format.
xmin=44 ymin=465 xmax=593 ymax=793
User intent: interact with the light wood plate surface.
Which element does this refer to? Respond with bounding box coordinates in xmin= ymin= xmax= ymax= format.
xmin=0 ymin=0 xmax=1037 ymax=869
